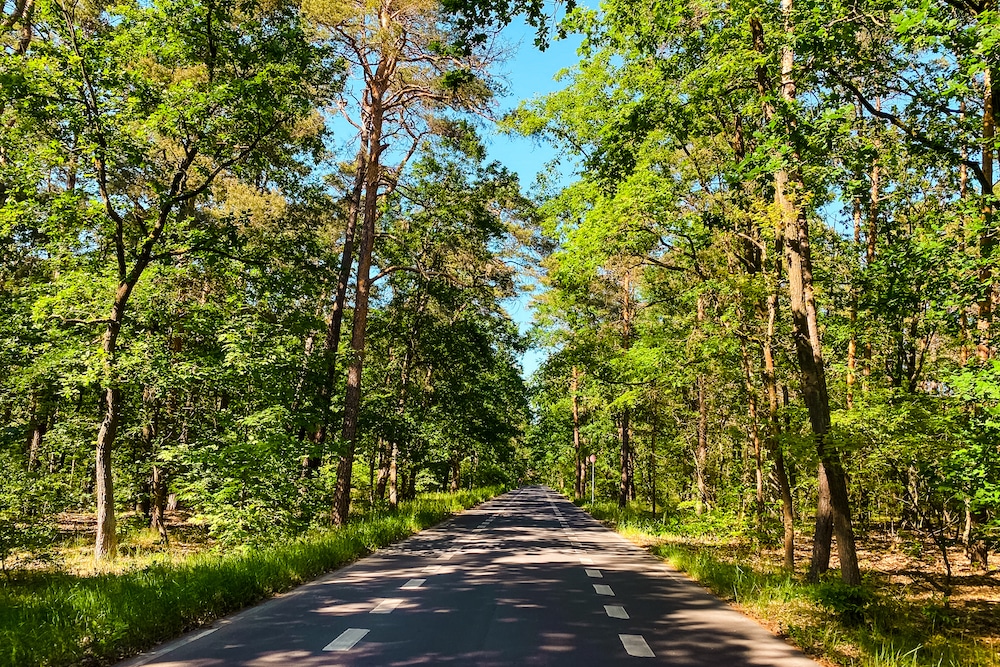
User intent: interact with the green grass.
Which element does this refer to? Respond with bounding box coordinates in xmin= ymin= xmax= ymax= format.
xmin=582 ymin=501 xmax=998 ymax=667
xmin=0 ymin=488 xmax=499 ymax=667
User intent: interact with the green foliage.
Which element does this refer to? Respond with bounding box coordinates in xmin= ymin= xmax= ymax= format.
xmin=0 ymin=455 xmax=59 ymax=578
xmin=810 ymin=580 xmax=876 ymax=626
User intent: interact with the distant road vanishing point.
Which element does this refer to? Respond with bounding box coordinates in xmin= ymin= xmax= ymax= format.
xmin=118 ymin=486 xmax=821 ymax=666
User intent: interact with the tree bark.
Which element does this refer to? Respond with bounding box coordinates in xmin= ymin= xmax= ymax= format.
xmin=694 ymin=294 xmax=710 ymax=515
xmin=95 ymin=281 xmax=139 ymax=560
xmin=740 ymin=341 xmax=766 ymax=521
xmin=313 ymin=146 xmax=367 ymax=446
xmin=572 ymin=366 xmax=583 ymax=500
xmin=764 ymin=282 xmax=796 ymax=571
xmin=26 ymin=392 xmax=46 ymax=472
xmin=151 ymin=464 xmax=168 ymax=543
xmin=332 ymin=85 xmax=384 ymax=524
xmin=978 ymin=68 xmax=997 ymax=362
xmin=776 ymin=0 xmax=861 ymax=584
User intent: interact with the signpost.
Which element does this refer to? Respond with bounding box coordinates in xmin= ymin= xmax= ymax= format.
xmin=589 ymin=454 xmax=596 ymax=504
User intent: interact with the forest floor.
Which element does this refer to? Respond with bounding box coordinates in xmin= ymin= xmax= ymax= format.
xmin=584 ymin=502 xmax=999 ymax=667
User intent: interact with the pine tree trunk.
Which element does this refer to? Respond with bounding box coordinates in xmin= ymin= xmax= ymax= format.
xmin=978 ymin=68 xmax=997 ymax=362
xmin=618 ymin=408 xmax=631 ymax=507
xmin=331 ymin=73 xmax=385 ymax=525
xmin=388 ymin=440 xmax=399 ymax=507
xmin=572 ymin=367 xmax=583 ymax=500
xmin=313 ymin=146 xmax=367 ymax=446
xmin=695 ymin=374 xmax=709 ymax=515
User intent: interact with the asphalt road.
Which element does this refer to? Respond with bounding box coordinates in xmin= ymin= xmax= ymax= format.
xmin=119 ymin=486 xmax=820 ymax=666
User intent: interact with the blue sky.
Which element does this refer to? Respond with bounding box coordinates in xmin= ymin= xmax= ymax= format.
xmin=486 ymin=24 xmax=585 ymax=379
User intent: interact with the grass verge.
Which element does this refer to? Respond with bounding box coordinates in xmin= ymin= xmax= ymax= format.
xmin=1 ymin=488 xmax=499 ymax=667
xmin=582 ymin=501 xmax=998 ymax=667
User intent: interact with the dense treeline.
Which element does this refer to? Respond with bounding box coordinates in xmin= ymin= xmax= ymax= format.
xmin=0 ymin=0 xmax=542 ymax=564
xmin=518 ymin=0 xmax=1000 ymax=586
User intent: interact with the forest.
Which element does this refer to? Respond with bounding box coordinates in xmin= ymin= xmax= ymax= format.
xmin=2 ymin=0 xmax=1000 ymax=664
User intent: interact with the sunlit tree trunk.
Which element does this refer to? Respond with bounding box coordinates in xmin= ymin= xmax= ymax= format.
xmin=776 ymin=0 xmax=860 ymax=584
xmin=572 ymin=366 xmax=583 ymax=500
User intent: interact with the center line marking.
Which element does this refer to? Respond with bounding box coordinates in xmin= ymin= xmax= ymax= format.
xmin=619 ymin=634 xmax=655 ymax=657
xmin=605 ymin=605 xmax=629 ymax=619
xmin=593 ymin=584 xmax=615 ymax=596
xmin=371 ymin=599 xmax=402 ymax=614
xmin=401 ymin=578 xmax=426 ymax=589
xmin=323 ymin=628 xmax=369 ymax=651
xmin=585 ymin=569 xmax=603 ymax=578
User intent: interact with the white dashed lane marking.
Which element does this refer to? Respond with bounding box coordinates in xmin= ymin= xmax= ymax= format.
xmin=370 ymin=599 xmax=402 ymax=614
xmin=323 ymin=628 xmax=369 ymax=651
xmin=401 ymin=578 xmax=426 ymax=589
xmin=605 ymin=605 xmax=629 ymax=619
xmin=593 ymin=584 xmax=615 ymax=596
xmin=580 ymin=557 xmax=594 ymax=564
xmin=585 ymin=569 xmax=603 ymax=578
xmin=423 ymin=565 xmax=442 ymax=573
xmin=619 ymin=634 xmax=655 ymax=657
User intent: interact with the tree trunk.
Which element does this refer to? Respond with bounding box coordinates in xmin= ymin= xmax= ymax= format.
xmin=313 ymin=146 xmax=367 ymax=446
xmin=777 ymin=0 xmax=861 ymax=585
xmin=618 ymin=409 xmax=631 ymax=507
xmin=740 ymin=341 xmax=765 ymax=521
xmin=94 ymin=283 xmax=137 ymax=561
xmin=151 ymin=464 xmax=168 ymax=543
xmin=765 ymin=288 xmax=796 ymax=570
xmin=26 ymin=393 xmax=46 ymax=472
xmin=978 ymin=68 xmax=997 ymax=362
xmin=847 ymin=198 xmax=860 ymax=410
xmin=331 ymin=71 xmax=386 ymax=524
xmin=695 ymin=374 xmax=709 ymax=515
xmin=572 ymin=366 xmax=583 ymax=500
xmin=388 ymin=440 xmax=399 ymax=507
xmin=450 ymin=453 xmax=461 ymax=493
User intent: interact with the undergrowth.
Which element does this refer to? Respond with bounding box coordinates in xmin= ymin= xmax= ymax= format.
xmin=0 ymin=488 xmax=499 ymax=667
xmin=582 ymin=500 xmax=998 ymax=667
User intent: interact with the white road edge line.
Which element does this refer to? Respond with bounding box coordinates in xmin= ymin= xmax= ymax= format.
xmin=585 ymin=569 xmax=603 ymax=578
xmin=323 ymin=628 xmax=370 ymax=651
xmin=605 ymin=605 xmax=629 ymax=619
xmin=371 ymin=599 xmax=403 ymax=614
xmin=593 ymin=584 xmax=615 ymax=596
xmin=118 ymin=628 xmax=218 ymax=666
xmin=619 ymin=634 xmax=654 ymax=657
xmin=401 ymin=578 xmax=426 ymax=589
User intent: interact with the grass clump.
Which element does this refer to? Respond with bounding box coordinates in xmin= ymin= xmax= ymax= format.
xmin=0 ymin=487 xmax=499 ymax=667
xmin=582 ymin=500 xmax=998 ymax=667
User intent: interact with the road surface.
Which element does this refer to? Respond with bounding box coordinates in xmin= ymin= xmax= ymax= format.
xmin=120 ymin=486 xmax=820 ymax=666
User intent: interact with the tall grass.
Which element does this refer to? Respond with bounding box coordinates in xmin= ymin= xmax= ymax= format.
xmin=0 ymin=488 xmax=499 ymax=667
xmin=583 ymin=501 xmax=998 ymax=667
